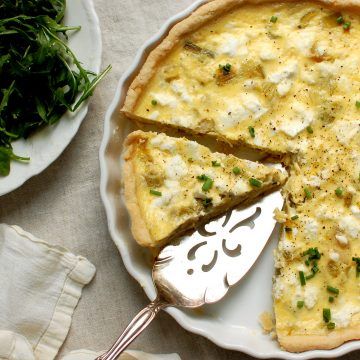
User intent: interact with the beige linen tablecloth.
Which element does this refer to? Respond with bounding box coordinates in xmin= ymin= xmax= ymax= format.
xmin=0 ymin=1 xmax=359 ymax=359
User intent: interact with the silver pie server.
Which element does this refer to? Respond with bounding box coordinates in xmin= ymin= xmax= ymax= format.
xmin=96 ymin=189 xmax=283 ymax=360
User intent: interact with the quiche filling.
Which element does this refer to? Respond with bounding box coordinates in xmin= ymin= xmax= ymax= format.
xmin=123 ymin=131 xmax=286 ymax=247
xmin=125 ymin=1 xmax=359 ymax=155
xmin=122 ymin=0 xmax=360 ymax=351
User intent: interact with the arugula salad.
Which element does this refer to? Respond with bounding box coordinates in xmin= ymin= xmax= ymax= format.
xmin=0 ymin=0 xmax=111 ymax=176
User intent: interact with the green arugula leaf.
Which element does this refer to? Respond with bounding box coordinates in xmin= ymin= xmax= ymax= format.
xmin=0 ymin=0 xmax=111 ymax=176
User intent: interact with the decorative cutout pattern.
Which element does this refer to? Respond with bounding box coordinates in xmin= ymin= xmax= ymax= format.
xmin=154 ymin=191 xmax=283 ymax=307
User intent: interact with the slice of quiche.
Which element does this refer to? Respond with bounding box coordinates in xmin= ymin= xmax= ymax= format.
xmin=123 ymin=130 xmax=286 ymax=248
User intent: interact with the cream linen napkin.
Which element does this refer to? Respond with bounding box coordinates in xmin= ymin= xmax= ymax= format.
xmin=0 ymin=224 xmax=181 ymax=360
xmin=0 ymin=224 xmax=96 ymax=360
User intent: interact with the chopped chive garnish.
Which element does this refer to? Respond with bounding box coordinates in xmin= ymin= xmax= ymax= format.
xmin=337 ymin=15 xmax=344 ymax=24
xmin=356 ymin=101 xmax=360 ymax=109
xmin=151 ymin=99 xmax=157 ymax=106
xmin=212 ymin=160 xmax=221 ymax=167
xmin=299 ymin=271 xmax=306 ymax=286
xmin=203 ymin=197 xmax=213 ymax=208
xmin=327 ymin=322 xmax=336 ymax=330
xmin=303 ymin=248 xmax=321 ymax=260
xmin=291 ymin=215 xmax=299 ymax=220
xmin=150 ymin=189 xmax=162 ymax=196
xmin=343 ymin=21 xmax=351 ymax=30
xmin=285 ymin=227 xmax=292 ymax=232
xmin=329 ymin=296 xmax=335 ymax=303
xmin=248 ymin=126 xmax=255 ymax=138
xmin=197 ymin=174 xmax=208 ymax=181
xmin=202 ymin=177 xmax=214 ymax=192
xmin=306 ymin=126 xmax=314 ymax=134
xmin=312 ymin=262 xmax=319 ymax=274
xmin=249 ymin=178 xmax=262 ymax=187
xmin=219 ymin=63 xmax=232 ymax=75
xmin=297 ymin=300 xmax=304 ymax=309
xmin=233 ymin=166 xmax=241 ymax=175
xmin=327 ymin=285 xmax=339 ymax=295
xmin=352 ymin=257 xmax=360 ymax=277
xmin=197 ymin=174 xmax=215 ymax=192
xmin=305 ymin=273 xmax=315 ymax=280
xmin=304 ymin=187 xmax=312 ymax=199
xmin=335 ymin=187 xmax=343 ymax=197
xmin=270 ymin=15 xmax=278 ymax=23
xmin=323 ymin=308 xmax=331 ymax=323
xmin=302 ymin=248 xmax=321 ymax=279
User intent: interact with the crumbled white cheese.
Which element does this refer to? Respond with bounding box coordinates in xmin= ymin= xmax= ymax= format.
xmin=277 ymin=79 xmax=293 ymax=97
xmin=232 ymin=179 xmax=249 ymax=194
xmin=304 ymin=175 xmax=322 ymax=187
xmin=315 ymin=40 xmax=328 ymax=56
xmin=165 ymin=155 xmax=188 ymax=180
xmin=241 ymin=94 xmax=268 ymax=119
xmin=338 ymin=75 xmax=351 ymax=93
xmin=320 ymin=168 xmax=332 ymax=180
xmin=332 ymin=304 xmax=360 ymax=328
xmin=304 ymin=285 xmax=319 ymax=309
xmin=301 ymin=69 xmax=316 ymax=84
xmin=317 ymin=204 xmax=342 ymax=221
xmin=279 ymin=239 xmax=296 ymax=253
xmin=186 ymin=141 xmax=201 ymax=161
xmin=217 ymin=33 xmax=248 ymax=57
xmin=253 ymin=133 xmax=264 ymax=147
xmin=171 ymin=80 xmax=192 ymax=103
xmin=335 ymin=234 xmax=348 ymax=246
xmin=273 ymin=277 xmax=285 ymax=299
xmin=331 ymin=120 xmax=360 ymax=146
xmin=317 ymin=61 xmax=340 ymax=77
xmin=278 ymin=102 xmax=314 ymax=137
xmin=151 ymin=92 xmax=178 ymax=108
xmin=215 ymin=177 xmax=229 ymax=193
xmin=149 ymin=111 xmax=159 ymax=120
xmin=218 ymin=103 xmax=250 ymax=130
xmin=304 ymin=217 xmax=318 ymax=238
xmin=351 ymin=205 xmax=360 ymax=219
xmin=268 ymin=61 xmax=298 ymax=84
xmin=259 ymin=45 xmax=277 ymax=61
xmin=329 ymin=249 xmax=340 ymax=262
xmin=244 ymin=160 xmax=260 ymax=170
xmin=150 ymin=134 xmax=177 ymax=153
xmin=339 ymin=216 xmax=360 ymax=238
xmin=243 ymin=79 xmax=258 ymax=89
xmin=172 ymin=115 xmax=194 ymax=128
xmin=293 ymin=283 xmax=319 ymax=310
xmin=288 ymin=29 xmax=315 ymax=56
xmin=297 ymin=264 xmax=307 ymax=272
xmin=149 ymin=134 xmax=165 ymax=147
xmin=152 ymin=192 xmax=172 ymax=207
xmin=152 ymin=180 xmax=181 ymax=207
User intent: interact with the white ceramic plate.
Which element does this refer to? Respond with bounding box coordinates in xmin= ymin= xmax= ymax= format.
xmin=99 ymin=1 xmax=360 ymax=358
xmin=0 ymin=0 xmax=102 ymax=196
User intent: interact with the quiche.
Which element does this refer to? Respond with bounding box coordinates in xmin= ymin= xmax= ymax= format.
xmin=121 ymin=0 xmax=360 ymax=352
xmin=123 ymin=130 xmax=287 ymax=248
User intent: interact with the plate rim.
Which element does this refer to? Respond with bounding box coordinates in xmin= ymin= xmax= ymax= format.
xmin=99 ymin=1 xmax=360 ymax=358
xmin=0 ymin=0 xmax=102 ymax=196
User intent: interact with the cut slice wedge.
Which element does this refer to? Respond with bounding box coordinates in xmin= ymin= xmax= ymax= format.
xmin=123 ymin=130 xmax=287 ymax=248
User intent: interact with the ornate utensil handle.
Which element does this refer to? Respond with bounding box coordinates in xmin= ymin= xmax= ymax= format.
xmin=95 ymin=298 xmax=167 ymax=360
